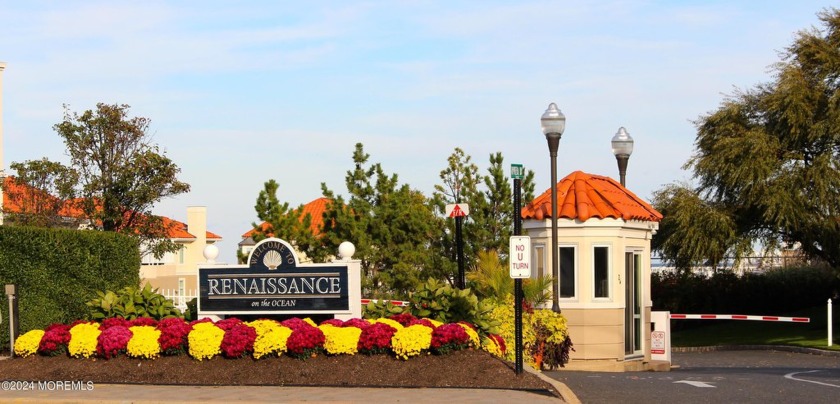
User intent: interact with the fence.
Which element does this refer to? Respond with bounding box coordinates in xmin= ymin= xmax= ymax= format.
xmin=159 ymin=289 xmax=197 ymax=312
xmin=651 ymin=254 xmax=807 ymax=277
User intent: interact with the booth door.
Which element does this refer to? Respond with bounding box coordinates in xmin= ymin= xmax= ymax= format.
xmin=624 ymin=251 xmax=643 ymax=356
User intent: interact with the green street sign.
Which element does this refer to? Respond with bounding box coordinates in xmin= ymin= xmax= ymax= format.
xmin=510 ymin=164 xmax=524 ymax=179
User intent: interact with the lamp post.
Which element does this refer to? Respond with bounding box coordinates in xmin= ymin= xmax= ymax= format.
xmin=611 ymin=127 xmax=634 ymax=187
xmin=542 ymin=103 xmax=565 ymax=313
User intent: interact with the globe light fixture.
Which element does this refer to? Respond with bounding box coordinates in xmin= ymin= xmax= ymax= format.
xmin=542 ymin=103 xmax=565 ymax=313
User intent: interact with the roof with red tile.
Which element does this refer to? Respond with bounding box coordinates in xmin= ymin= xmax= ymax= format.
xmin=522 ymin=171 xmax=662 ymax=222
xmin=242 ymin=197 xmax=331 ymax=238
xmin=3 ymin=177 xmax=221 ymax=240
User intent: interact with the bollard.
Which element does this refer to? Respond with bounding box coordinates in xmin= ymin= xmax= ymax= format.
xmin=828 ymin=298 xmax=833 ymax=347
xmin=5 ymin=284 xmax=19 ymax=357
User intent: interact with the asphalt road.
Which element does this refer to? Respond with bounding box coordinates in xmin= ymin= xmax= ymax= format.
xmin=546 ymin=349 xmax=840 ymax=404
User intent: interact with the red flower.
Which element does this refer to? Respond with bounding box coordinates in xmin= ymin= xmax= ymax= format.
xmin=388 ymin=313 xmax=417 ymax=327
xmin=341 ymin=318 xmax=370 ymax=330
xmin=97 ymin=326 xmax=133 ymax=359
xmin=156 ymin=317 xmax=192 ymax=355
xmin=430 ymin=323 xmax=470 ymax=355
xmin=357 ymin=322 xmax=397 ymax=355
xmin=215 ymin=317 xmax=244 ymax=331
xmin=220 ymin=323 xmax=257 ymax=358
xmin=101 ymin=317 xmax=130 ymax=329
xmin=130 ymin=317 xmax=158 ymax=327
xmin=284 ymin=320 xmax=325 ymax=359
xmin=38 ymin=323 xmax=71 ymax=356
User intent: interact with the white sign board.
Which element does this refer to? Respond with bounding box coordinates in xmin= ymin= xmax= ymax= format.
xmin=445 ymin=203 xmax=469 ymax=218
xmin=651 ymin=331 xmax=665 ymax=354
xmin=509 ymin=236 xmax=531 ymax=278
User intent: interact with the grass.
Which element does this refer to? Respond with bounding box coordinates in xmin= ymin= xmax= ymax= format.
xmin=671 ymin=304 xmax=840 ymax=351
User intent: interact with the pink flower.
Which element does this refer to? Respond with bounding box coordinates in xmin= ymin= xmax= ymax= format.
xmin=156 ymin=318 xmax=192 ymax=355
xmin=357 ymin=322 xmax=397 ymax=355
xmin=220 ymin=323 xmax=256 ymax=358
xmin=38 ymin=323 xmax=71 ymax=356
xmin=97 ymin=326 xmax=133 ymax=359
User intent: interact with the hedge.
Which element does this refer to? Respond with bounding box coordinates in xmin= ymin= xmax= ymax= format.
xmin=652 ymin=266 xmax=839 ymax=329
xmin=0 ymin=226 xmax=140 ymax=350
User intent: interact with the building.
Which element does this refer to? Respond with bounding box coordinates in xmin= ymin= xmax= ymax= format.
xmin=1 ymin=177 xmax=221 ymax=298
xmin=522 ymin=171 xmax=663 ymax=371
xmin=238 ymin=197 xmax=329 ymax=261
xmin=139 ymin=206 xmax=222 ymax=294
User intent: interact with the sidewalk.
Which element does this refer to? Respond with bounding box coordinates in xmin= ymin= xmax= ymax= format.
xmin=0 ymin=384 xmax=565 ymax=403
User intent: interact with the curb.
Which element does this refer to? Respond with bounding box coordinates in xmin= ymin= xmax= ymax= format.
xmin=672 ymin=345 xmax=840 ymax=357
xmin=523 ymin=365 xmax=581 ymax=404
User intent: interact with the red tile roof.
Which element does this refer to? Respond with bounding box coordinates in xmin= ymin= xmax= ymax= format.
xmin=522 ymin=171 xmax=662 ymax=222
xmin=3 ymin=177 xmax=221 ymax=240
xmin=242 ymin=197 xmax=330 ymax=238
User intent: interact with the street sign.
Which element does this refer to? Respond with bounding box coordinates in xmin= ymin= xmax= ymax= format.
xmin=445 ymin=203 xmax=469 ymax=218
xmin=510 ymin=164 xmax=524 ymax=179
xmin=509 ymin=236 xmax=531 ymax=278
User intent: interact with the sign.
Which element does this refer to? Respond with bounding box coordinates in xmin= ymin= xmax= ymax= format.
xmin=445 ymin=203 xmax=469 ymax=218
xmin=651 ymin=331 xmax=666 ymax=355
xmin=509 ymin=236 xmax=531 ymax=278
xmin=510 ymin=164 xmax=524 ymax=179
xmin=198 ymin=238 xmax=349 ymax=315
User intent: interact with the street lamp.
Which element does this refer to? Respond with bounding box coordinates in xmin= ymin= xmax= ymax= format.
xmin=611 ymin=127 xmax=634 ymax=187
xmin=542 ymin=103 xmax=565 ymax=313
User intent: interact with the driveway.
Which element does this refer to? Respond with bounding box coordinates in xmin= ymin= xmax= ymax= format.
xmin=545 ymin=349 xmax=840 ymax=404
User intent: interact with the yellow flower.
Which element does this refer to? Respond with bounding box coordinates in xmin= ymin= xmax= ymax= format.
xmin=391 ymin=324 xmax=432 ymax=360
xmin=127 ymin=326 xmax=161 ymax=359
xmin=68 ymin=323 xmax=101 ymax=358
xmin=457 ymin=323 xmax=480 ymax=348
xmin=480 ymin=335 xmax=503 ymax=358
xmin=248 ymin=319 xmax=293 ymax=359
xmin=188 ymin=322 xmax=225 ymax=361
xmin=14 ymin=329 xmax=45 ymax=358
xmin=319 ymin=324 xmax=362 ymax=355
xmin=373 ymin=318 xmax=403 ymax=331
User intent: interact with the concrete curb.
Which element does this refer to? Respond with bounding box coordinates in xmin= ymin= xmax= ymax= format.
xmin=523 ymin=365 xmax=581 ymax=404
xmin=672 ymin=345 xmax=840 ymax=357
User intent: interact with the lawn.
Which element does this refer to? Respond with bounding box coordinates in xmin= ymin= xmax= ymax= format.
xmin=670 ymin=304 xmax=839 ymax=351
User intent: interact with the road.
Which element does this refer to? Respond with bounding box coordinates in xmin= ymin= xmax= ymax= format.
xmin=546 ymin=349 xmax=840 ymax=404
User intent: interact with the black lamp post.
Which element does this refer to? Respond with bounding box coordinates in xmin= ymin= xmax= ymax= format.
xmin=541 ymin=103 xmax=565 ymax=313
xmin=611 ymin=127 xmax=634 ymax=187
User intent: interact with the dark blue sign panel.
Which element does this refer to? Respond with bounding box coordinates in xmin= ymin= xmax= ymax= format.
xmin=198 ymin=238 xmax=349 ymax=314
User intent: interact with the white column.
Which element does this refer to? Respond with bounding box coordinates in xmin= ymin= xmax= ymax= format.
xmin=0 ymin=62 xmax=6 ymax=226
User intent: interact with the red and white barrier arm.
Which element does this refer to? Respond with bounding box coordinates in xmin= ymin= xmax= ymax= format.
xmin=669 ymin=314 xmax=810 ymax=323
xmin=360 ymin=299 xmax=410 ymax=307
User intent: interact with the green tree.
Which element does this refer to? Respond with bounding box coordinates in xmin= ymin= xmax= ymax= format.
xmin=52 ymin=103 xmax=190 ymax=258
xmin=320 ymin=143 xmax=439 ymax=298
xmin=4 ymin=158 xmax=78 ymax=227
xmin=653 ymin=8 xmax=840 ymax=269
xmin=244 ymin=179 xmax=325 ymax=263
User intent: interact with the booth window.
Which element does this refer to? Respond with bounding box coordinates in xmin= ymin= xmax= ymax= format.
xmin=559 ymin=246 xmax=576 ymax=298
xmin=593 ymin=246 xmax=610 ymax=299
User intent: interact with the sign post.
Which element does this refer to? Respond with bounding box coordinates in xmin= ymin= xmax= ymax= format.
xmin=446 ymin=203 xmax=469 ymax=289
xmin=510 ymin=163 xmax=527 ymax=375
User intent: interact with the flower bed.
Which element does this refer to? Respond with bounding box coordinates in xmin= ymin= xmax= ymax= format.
xmin=13 ymin=314 xmax=506 ymax=362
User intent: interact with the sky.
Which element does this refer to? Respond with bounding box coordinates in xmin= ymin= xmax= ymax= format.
xmin=1 ymin=1 xmax=835 ymax=262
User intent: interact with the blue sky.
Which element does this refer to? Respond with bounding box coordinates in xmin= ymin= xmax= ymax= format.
xmin=1 ymin=1 xmax=834 ymax=261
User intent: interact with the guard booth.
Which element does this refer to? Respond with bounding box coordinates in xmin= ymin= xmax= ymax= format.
xmin=522 ymin=171 xmax=663 ymax=371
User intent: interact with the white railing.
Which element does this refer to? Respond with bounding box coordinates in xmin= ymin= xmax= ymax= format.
xmin=651 ymin=255 xmax=806 ymax=277
xmin=159 ymin=289 xmax=197 ymax=311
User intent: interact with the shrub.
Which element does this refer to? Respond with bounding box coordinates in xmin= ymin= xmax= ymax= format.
xmin=407 ymin=278 xmax=501 ymax=337
xmin=38 ymin=323 xmax=71 ymax=356
xmin=487 ymin=294 xmax=571 ymax=370
xmin=13 ymin=329 xmax=44 ymax=358
xmin=357 ymin=322 xmax=397 ymax=355
xmin=97 ymin=325 xmax=132 ymax=359
xmin=362 ymin=300 xmax=406 ymax=319
xmin=85 ymin=284 xmax=181 ymax=321
xmin=68 ymin=322 xmax=101 ymax=358
xmin=156 ymin=317 xmax=192 ymax=355
xmin=319 ymin=324 xmax=362 ymax=355
xmin=127 ymin=326 xmax=161 ymax=359
xmin=430 ymin=323 xmax=470 ymax=355
xmin=188 ymin=322 xmax=224 ymax=361
xmin=0 ymin=226 xmax=139 ymax=349
xmin=249 ymin=319 xmax=293 ymax=359
xmin=391 ymin=324 xmax=433 ymax=360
